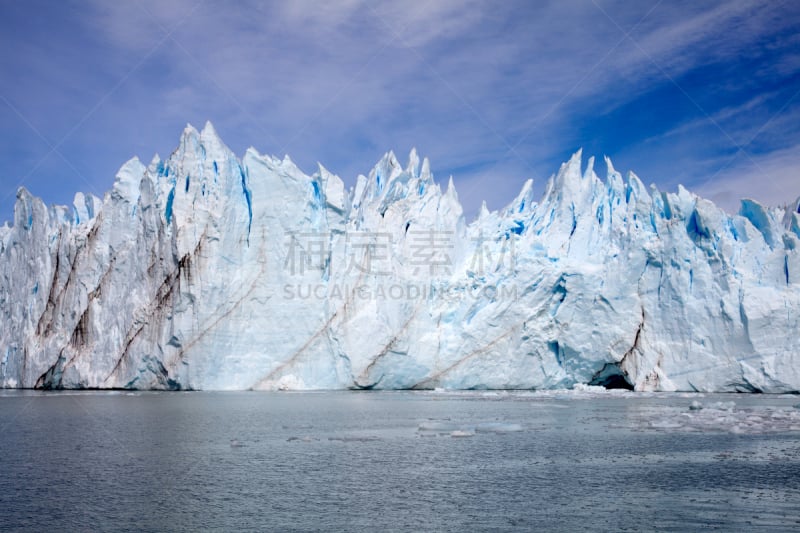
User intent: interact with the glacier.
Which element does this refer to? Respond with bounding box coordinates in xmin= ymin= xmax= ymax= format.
xmin=1 ymin=122 xmax=798 ymax=392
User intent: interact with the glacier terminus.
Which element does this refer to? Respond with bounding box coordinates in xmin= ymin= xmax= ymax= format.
xmin=1 ymin=122 xmax=798 ymax=392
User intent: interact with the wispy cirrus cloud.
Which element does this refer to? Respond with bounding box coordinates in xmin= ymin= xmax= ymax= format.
xmin=0 ymin=0 xmax=798 ymax=222
xmin=694 ymin=142 xmax=800 ymax=211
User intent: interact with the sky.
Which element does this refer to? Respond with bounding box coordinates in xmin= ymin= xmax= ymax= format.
xmin=1 ymin=0 xmax=799 ymax=224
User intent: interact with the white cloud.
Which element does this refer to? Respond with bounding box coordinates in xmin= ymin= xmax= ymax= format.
xmin=4 ymin=0 xmax=797 ymax=220
xmin=694 ymin=144 xmax=800 ymax=212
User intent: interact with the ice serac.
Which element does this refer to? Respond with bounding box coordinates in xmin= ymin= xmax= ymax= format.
xmin=1 ymin=122 xmax=798 ymax=391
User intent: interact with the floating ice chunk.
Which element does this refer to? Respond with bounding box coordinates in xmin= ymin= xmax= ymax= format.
xmin=649 ymin=420 xmax=684 ymax=429
xmin=706 ymin=401 xmax=735 ymax=411
xmin=327 ymin=436 xmax=380 ymax=442
xmin=418 ymin=421 xmax=461 ymax=432
xmin=643 ymin=402 xmax=800 ymax=434
xmin=287 ymin=436 xmax=318 ymax=442
xmin=572 ymin=384 xmax=608 ymax=392
xmin=418 ymin=420 xmax=523 ymax=435
xmin=475 ymin=422 xmax=523 ymax=433
xmin=450 ymin=430 xmax=475 ymax=438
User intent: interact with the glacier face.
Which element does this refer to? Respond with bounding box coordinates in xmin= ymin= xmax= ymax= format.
xmin=1 ymin=122 xmax=798 ymax=392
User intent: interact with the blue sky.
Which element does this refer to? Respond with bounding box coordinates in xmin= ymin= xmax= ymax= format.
xmin=1 ymin=0 xmax=799 ymax=223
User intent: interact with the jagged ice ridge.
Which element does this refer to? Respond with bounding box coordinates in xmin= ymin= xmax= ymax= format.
xmin=1 ymin=122 xmax=799 ymax=391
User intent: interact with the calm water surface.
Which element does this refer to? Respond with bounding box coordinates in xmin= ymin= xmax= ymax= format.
xmin=1 ymin=390 xmax=799 ymax=531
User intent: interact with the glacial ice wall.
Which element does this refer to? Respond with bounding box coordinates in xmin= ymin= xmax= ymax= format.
xmin=1 ymin=122 xmax=798 ymax=391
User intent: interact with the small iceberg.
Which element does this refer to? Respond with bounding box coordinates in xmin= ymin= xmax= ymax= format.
xmin=475 ymin=422 xmax=523 ymax=433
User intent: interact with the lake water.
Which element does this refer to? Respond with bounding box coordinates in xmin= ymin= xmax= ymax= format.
xmin=1 ymin=389 xmax=799 ymax=531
